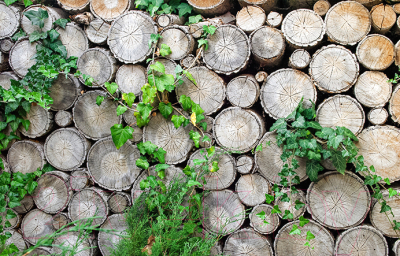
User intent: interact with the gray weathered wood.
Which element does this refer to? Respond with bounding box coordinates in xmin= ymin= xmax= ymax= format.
xmin=276 ymin=189 xmax=306 ymax=220
xmin=29 ymin=247 xmax=52 ymax=255
xmin=0 ymin=3 xmax=20 ymax=40
xmin=335 ymin=225 xmax=388 ymax=255
xmin=44 ymin=128 xmax=90 ymax=171
xmin=316 ymin=95 xmax=365 ymax=136
xmin=370 ymin=189 xmax=400 ymax=238
xmin=49 ymin=73 xmax=83 ymax=111
xmin=202 ymin=190 xmax=245 ymax=235
xmin=356 ymin=34 xmax=395 ymax=71
xmin=56 ymin=22 xmax=89 ymax=58
xmin=0 ymin=71 xmax=18 ymax=90
xmin=176 ymin=66 xmax=225 ymax=115
xmin=69 ymin=168 xmax=91 ymax=192
xmin=214 ymin=107 xmax=265 ymax=153
xmin=108 ymin=11 xmax=157 ymax=64
xmin=235 ymin=174 xmax=269 ymax=206
xmin=261 ymin=68 xmax=317 ymax=119
xmin=8 ymin=140 xmax=45 ymax=174
xmin=255 ymin=71 xmax=268 ymax=83
xmin=0 ymin=38 xmax=14 ymax=54
xmin=54 ymin=110 xmax=73 ymax=127
xmin=236 ymin=155 xmax=254 ymax=174
xmin=202 ymin=25 xmax=250 ymax=75
xmin=156 ymin=14 xmax=185 ymax=27
xmin=53 ymin=230 xmax=95 ymax=255
xmin=21 ymin=5 xmax=67 ymax=35
xmin=188 ymin=0 xmax=232 ymax=16
xmin=307 ymin=171 xmax=371 ymax=230
xmin=13 ymin=195 xmax=34 ymax=214
xmin=274 ymin=220 xmax=334 ymax=255
xmin=52 ymin=212 xmax=70 ymax=230
xmin=249 ymin=26 xmax=285 ymax=68
xmin=9 ymin=37 xmax=37 ymax=78
xmin=188 ymin=147 xmax=236 ymax=190
xmin=266 ymin=11 xmax=282 ymax=27
xmin=158 ymin=26 xmax=194 ymax=61
xmin=108 ymin=192 xmax=132 ymax=213
xmin=87 ymin=137 xmax=141 ymax=191
xmin=4 ymin=230 xmax=27 ymax=251
xmin=310 ymin=45 xmax=359 ymax=93
xmin=236 ymin=6 xmax=266 ymax=33
xmin=238 ymin=0 xmax=276 ymax=13
xmin=0 ymin=208 xmax=19 ymax=230
xmin=115 ymin=64 xmax=146 ymax=96
xmin=85 ymin=18 xmax=110 ymax=45
xmin=77 ymin=47 xmax=117 ymax=87
xmin=325 ymin=1 xmax=371 ymax=45
xmin=368 ymin=107 xmax=388 ymax=125
xmin=73 ymin=90 xmax=122 ymax=140
xmin=21 ymin=209 xmax=55 ymax=245
xmin=313 ymin=0 xmax=330 ymax=16
xmin=122 ymin=109 xmax=143 ymax=143
xmin=224 ymin=228 xmax=273 ymax=255
xmin=20 ymin=104 xmax=53 ymax=138
xmin=249 ymin=204 xmax=280 ymax=234
xmin=98 ymin=214 xmax=127 ymax=256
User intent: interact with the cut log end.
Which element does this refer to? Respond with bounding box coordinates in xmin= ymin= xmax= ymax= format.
xmin=8 ymin=140 xmax=45 ymax=175
xmin=371 ymin=4 xmax=396 ymax=34
xmin=250 ymin=26 xmax=285 ymax=68
xmin=85 ymin=18 xmax=110 ymax=45
xmin=224 ymin=228 xmax=273 ymax=255
xmin=266 ymin=11 xmax=282 ymax=27
xmin=289 ymin=49 xmax=311 ymax=69
xmin=52 ymin=212 xmax=70 ymax=230
xmin=21 ymin=209 xmax=55 ymax=245
xmin=108 ymin=192 xmax=132 ymax=213
xmin=158 ymin=26 xmax=194 ymax=61
xmin=368 ymin=107 xmax=388 ymax=125
xmin=313 ymin=0 xmax=330 ymax=16
xmin=0 ymin=38 xmax=14 ymax=53
xmin=356 ymin=34 xmax=395 ymax=71
xmin=236 ymin=174 xmax=269 ymax=206
xmin=90 ymin=0 xmax=130 ymax=22
xmin=249 ymin=204 xmax=280 ymax=234
xmin=276 ymin=189 xmax=306 ymax=220
xmin=227 ymin=74 xmax=260 ymax=108
xmin=354 ymin=71 xmax=392 ymax=108
xmin=236 ymin=155 xmax=254 ymax=174
xmin=236 ymin=6 xmax=266 ymax=33
xmin=55 ymin=110 xmax=73 ymax=127
xmin=255 ymin=71 xmax=268 ymax=82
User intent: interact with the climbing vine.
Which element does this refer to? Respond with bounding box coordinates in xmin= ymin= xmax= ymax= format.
xmin=257 ymin=99 xmax=400 ymax=245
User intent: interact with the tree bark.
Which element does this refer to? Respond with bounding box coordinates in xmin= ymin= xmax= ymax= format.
xmin=77 ymin=47 xmax=118 ymax=87
xmin=9 ymin=37 xmax=38 ymax=78
xmin=107 ymin=11 xmax=157 ymax=64
xmin=214 ymin=107 xmax=265 ymax=153
xmin=202 ymin=25 xmax=250 ymax=75
xmin=56 ymin=22 xmax=89 ymax=58
xmin=335 ymin=225 xmax=388 ymax=255
xmin=310 ymin=45 xmax=359 ymax=93
xmin=266 ymin=11 xmax=282 ymax=27
xmin=68 ymin=187 xmax=109 ymax=226
xmin=368 ymin=107 xmax=388 ymax=125
xmin=306 ymin=171 xmax=371 ymax=230
xmin=158 ymin=26 xmax=194 ymax=61
xmin=108 ymin=192 xmax=132 ymax=214
xmin=255 ymin=132 xmax=308 ymax=185
xmin=85 ymin=18 xmax=110 ymax=45
xmin=370 ymin=4 xmax=396 ymax=34
xmin=73 ymin=90 xmax=122 ymax=140
xmin=282 ymin=9 xmax=325 ymax=49
xmin=356 ymin=126 xmax=400 ymax=183
xmin=8 ymin=140 xmax=46 ymax=175
xmin=98 ymin=214 xmax=128 ymax=256
xmin=325 ymin=1 xmax=371 ymax=45
xmin=288 ymin=49 xmax=311 ymax=70
xmin=176 ymin=66 xmax=225 ymax=115
xmin=54 ymin=110 xmax=73 ymax=127
xmin=224 ymin=228 xmax=273 ymax=255
xmin=188 ymin=147 xmax=236 ymax=190
xmin=356 ymin=34 xmax=395 ymax=71
xmin=21 ymin=209 xmax=55 ymax=245
xmin=249 ymin=204 xmax=280 ymax=235
xmin=316 ymin=95 xmax=365 ymax=136
xmin=87 ymin=137 xmax=141 ymax=191
xmin=235 ymin=174 xmax=270 ymax=206
xmin=236 ymin=155 xmax=254 ymax=174
xmin=238 ymin=0 xmax=276 ymax=13
xmin=313 ymin=0 xmax=330 ymax=16
xmin=115 ymin=64 xmax=146 ymax=97
xmin=49 ymin=73 xmax=83 ymax=111
xmin=274 ymin=220 xmax=335 ymax=255
xmin=250 ymin=26 xmax=285 ymax=68
xmin=90 ymin=0 xmax=131 ymax=22
xmin=202 ymin=190 xmax=245 ymax=235
xmin=260 ymin=68 xmax=317 ymax=119
xmin=236 ymin=6 xmax=266 ymax=34
xmin=21 ymin=5 xmax=67 ymax=35
xmin=188 ymin=0 xmax=232 ymax=16
xmin=390 ymin=85 xmax=400 ymax=123
xmin=0 ymin=3 xmax=20 ymax=40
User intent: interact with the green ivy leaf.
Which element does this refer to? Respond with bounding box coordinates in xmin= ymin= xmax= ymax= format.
xmin=265 ymin=194 xmax=274 ymax=204
xmin=282 ymin=210 xmax=294 ymax=220
xmin=148 ymin=33 xmax=161 ymax=48
xmin=306 ymin=121 xmax=322 ymax=130
xmin=182 ymin=70 xmax=196 ymax=85
xmin=271 ymin=205 xmax=281 ymax=214
xmin=150 ymin=61 xmax=165 ymax=74
xmin=141 ymin=84 xmax=157 ymax=104
xmin=384 ymin=178 xmax=391 ymax=185
xmin=389 ymin=188 xmax=398 ymax=198
xmin=137 ymin=103 xmax=153 ymax=121
xmin=330 ymin=150 xmax=346 ymax=174
xmin=203 ymin=25 xmax=217 ymax=35
xmin=159 ymin=44 xmax=172 ymax=57
xmin=315 ymin=127 xmax=335 ymax=140
xmin=48 ymin=29 xmax=60 ymax=42
xmin=4 ymin=0 xmax=18 ymax=6
xmin=183 ymin=222 xmax=198 ymax=234
xmin=110 ymin=124 xmax=134 ymax=149
xmin=188 ymin=14 xmax=202 ymax=24
xmin=105 ymin=82 xmax=118 ymax=95
xmin=26 ymin=180 xmax=37 ymax=194
xmin=292 ymin=116 xmax=306 ymax=128
xmin=29 ymin=31 xmax=47 ymax=42
xmin=159 ymin=102 xmax=173 ymax=119
xmin=116 ymin=105 xmax=128 ymax=116
xmin=187 ymin=180 xmax=202 ymax=187
xmin=327 ymin=135 xmax=344 ymax=149
xmin=122 ymin=93 xmax=136 ymax=108
xmin=289 ymin=224 xmax=301 ymax=235
xmin=153 ymin=148 xmax=166 ymax=164
xmin=96 ymin=95 xmax=104 ymax=106
xmin=12 ymin=29 xmax=26 ymax=41
xmin=191 ymin=102 xmax=204 ymax=116
xmin=171 ymin=115 xmax=186 ymax=129
xmin=136 ymin=156 xmax=150 ymax=169
xmin=210 ymin=161 xmax=219 ymax=173
xmin=137 ymin=141 xmax=158 ymax=155
xmin=270 ymin=118 xmax=287 ymax=132
xmin=21 ymin=119 xmax=30 ymax=131
xmin=177 ymin=2 xmax=192 ymax=17
xmin=306 ymin=231 xmax=315 ymax=241
xmin=380 ymin=201 xmax=391 ymax=213
xmin=6 ymin=209 xmax=16 ymax=220
xmin=306 ymin=160 xmax=323 ymax=182
xmin=189 ymin=130 xmax=201 ymax=148
xmin=24 ymin=8 xmax=49 ymax=29
xmin=155 ymin=164 xmax=169 ymax=173
xmin=148 ymin=74 xmax=175 ymax=92
xmin=54 ymin=18 xmax=69 ymax=29
xmin=198 ymin=39 xmax=208 ymax=50
xmin=135 ymin=112 xmax=150 ymax=128
xmin=295 ymin=200 xmax=305 ymax=210
xmin=256 ymin=210 xmax=266 ymax=219
xmin=179 ymin=95 xmax=192 ymax=111
xmin=48 ymin=38 xmax=67 ymax=58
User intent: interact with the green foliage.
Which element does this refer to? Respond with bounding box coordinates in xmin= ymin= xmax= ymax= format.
xmin=197 ymin=25 xmax=217 ymax=50
xmin=3 ymin=0 xmax=32 ymax=7
xmin=110 ymin=124 xmax=134 ymax=149
xmin=135 ymin=0 xmax=193 ymax=17
xmin=24 ymin=8 xmax=49 ymax=28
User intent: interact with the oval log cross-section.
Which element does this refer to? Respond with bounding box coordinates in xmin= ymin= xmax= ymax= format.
xmin=187 ymin=0 xmax=232 ymax=16
xmin=53 ymin=230 xmax=95 ymax=256
xmin=356 ymin=126 xmax=400 ymax=183
xmin=20 ymin=104 xmax=53 ymax=138
xmin=316 ymin=95 xmax=365 ymax=136
xmin=9 ymin=38 xmax=37 ymax=78
xmin=236 ymin=6 xmax=266 ymax=33
xmin=158 ymin=26 xmax=195 ymax=61
xmin=354 ymin=71 xmax=392 ymax=108
xmin=56 ymin=23 xmax=89 ymax=58
xmin=21 ymin=5 xmax=67 ymax=35
xmin=202 ymin=25 xmax=250 ymax=75
xmin=8 ymin=140 xmax=45 ymax=174
xmin=85 ymin=18 xmax=110 ymax=45
xmin=356 ymin=34 xmax=395 ymax=71
xmin=98 ymin=214 xmax=128 ymax=256
xmin=13 ymin=196 xmax=34 ymax=214
xmin=275 ymin=189 xmax=306 ymax=220
xmin=44 ymin=128 xmax=90 ymax=171
xmin=54 ymin=110 xmax=73 ymax=127
xmin=235 ymin=174 xmax=270 ymax=206
xmin=390 ymin=85 xmax=400 ymax=124
xmin=309 ymin=44 xmax=359 ymax=93
xmin=370 ymin=189 xmax=400 ymax=237
xmin=325 ymin=1 xmax=371 ymax=45
xmin=249 ymin=204 xmax=280 ymax=234
xmin=307 ymin=171 xmax=371 ymax=230
xmin=108 ymin=11 xmax=157 ymax=64
xmin=0 ymin=3 xmax=20 ymax=40
xmin=143 ymin=110 xmax=194 ymax=164
xmin=371 ymin=3 xmax=396 ymax=34
xmin=52 ymin=212 xmax=70 ymax=230
xmin=115 ymin=64 xmax=146 ymax=96
xmin=368 ymin=107 xmax=388 ymax=125
xmin=261 ymin=68 xmax=317 ymax=119
xmin=0 ymin=208 xmax=19 ymax=230
xmin=73 ymin=90 xmax=122 ymax=140
xmin=274 ymin=220 xmax=335 ymax=255
xmin=5 ymin=230 xmax=27 ymax=252
xmin=226 ymin=74 xmax=259 ymax=108
xmin=224 ymin=228 xmax=273 ymax=255
xmin=108 ymin=192 xmax=132 ymax=213
xmin=176 ymin=66 xmax=225 ymax=115
xmin=202 ymin=190 xmax=245 ymax=235
xmin=57 ymin=0 xmax=90 ymax=13
xmin=236 ymin=155 xmax=254 ymax=174
xmin=21 ymin=209 xmax=55 ymax=245
xmin=69 ymin=168 xmax=90 ymax=192
xmin=49 ymin=73 xmax=83 ymax=111
xmin=214 ymin=107 xmax=265 ymax=153
xmin=87 ymin=137 xmax=141 ymax=191
xmin=289 ymin=49 xmax=311 ymax=69
xmin=0 ymin=71 xmax=18 ymax=90
xmin=90 ymin=0 xmax=130 ymax=22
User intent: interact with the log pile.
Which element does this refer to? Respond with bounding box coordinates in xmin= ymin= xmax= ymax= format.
xmin=3 ymin=0 xmax=400 ymax=255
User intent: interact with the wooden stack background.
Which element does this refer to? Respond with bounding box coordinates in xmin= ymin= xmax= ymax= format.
xmin=3 ymin=0 xmax=400 ymax=255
